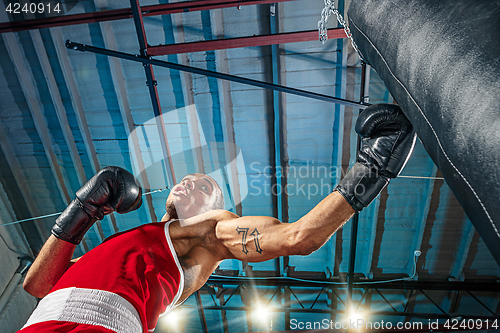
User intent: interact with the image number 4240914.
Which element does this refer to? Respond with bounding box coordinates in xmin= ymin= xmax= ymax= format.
xmin=5 ymin=2 xmax=62 ymax=15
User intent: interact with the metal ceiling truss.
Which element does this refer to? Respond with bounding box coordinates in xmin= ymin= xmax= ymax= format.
xmin=187 ymin=277 xmax=500 ymax=321
xmin=208 ymin=275 xmax=500 ymax=290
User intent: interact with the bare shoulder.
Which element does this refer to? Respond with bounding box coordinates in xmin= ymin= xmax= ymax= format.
xmin=168 ymin=210 xmax=239 ymax=255
xmin=171 ymin=210 xmax=238 ymax=232
xmin=200 ymin=209 xmax=239 ymax=222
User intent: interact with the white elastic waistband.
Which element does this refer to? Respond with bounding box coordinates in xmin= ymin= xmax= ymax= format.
xmin=22 ymin=287 xmax=142 ymax=333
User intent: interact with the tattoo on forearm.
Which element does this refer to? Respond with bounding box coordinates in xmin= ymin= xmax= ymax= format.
xmin=236 ymin=227 xmax=262 ymax=254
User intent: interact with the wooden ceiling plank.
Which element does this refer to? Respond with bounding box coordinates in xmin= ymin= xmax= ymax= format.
xmin=28 ymin=29 xmax=106 ymax=243
xmin=49 ymin=28 xmax=119 ymax=235
xmin=3 ymin=32 xmax=72 ymax=205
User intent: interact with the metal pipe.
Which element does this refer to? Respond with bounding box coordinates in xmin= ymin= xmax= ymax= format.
xmin=148 ymin=28 xmax=346 ymax=56
xmin=362 ymin=64 xmax=371 ymax=104
xmin=0 ymin=0 xmax=293 ymax=33
xmin=129 ymin=0 xmax=176 ymax=186
xmin=0 ymin=258 xmax=32 ymax=315
xmin=269 ymin=7 xmax=289 ymax=328
xmin=206 ymin=277 xmax=500 ymax=291
xmin=270 ymin=4 xmax=284 ymax=278
xmin=346 ymin=63 xmax=367 ymax=320
xmin=346 ymin=213 xmax=359 ymax=318
xmin=66 ymin=41 xmax=369 ymax=109
xmin=195 ymin=291 xmax=209 ymax=333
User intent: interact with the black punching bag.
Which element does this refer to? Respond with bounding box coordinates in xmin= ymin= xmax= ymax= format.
xmin=347 ymin=0 xmax=500 ymax=265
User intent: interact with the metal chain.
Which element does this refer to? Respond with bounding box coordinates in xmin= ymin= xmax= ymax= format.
xmin=318 ymin=0 xmax=364 ymax=61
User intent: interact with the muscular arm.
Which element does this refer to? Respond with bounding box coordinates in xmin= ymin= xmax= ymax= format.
xmin=215 ymin=191 xmax=354 ymax=262
xmin=23 ymin=235 xmax=80 ymax=298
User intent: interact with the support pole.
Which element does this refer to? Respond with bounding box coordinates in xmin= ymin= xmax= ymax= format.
xmin=195 ymin=291 xmax=209 ymax=333
xmin=346 ymin=62 xmax=369 ymax=325
xmin=129 ymin=0 xmax=176 ymax=186
xmin=346 ymin=212 xmax=359 ymax=320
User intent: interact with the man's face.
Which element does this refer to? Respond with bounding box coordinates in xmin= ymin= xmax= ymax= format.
xmin=164 ymin=173 xmax=220 ymax=220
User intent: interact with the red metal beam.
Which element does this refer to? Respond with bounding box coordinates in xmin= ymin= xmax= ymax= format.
xmin=0 ymin=0 xmax=293 ymax=33
xmin=147 ymin=28 xmax=346 ymax=56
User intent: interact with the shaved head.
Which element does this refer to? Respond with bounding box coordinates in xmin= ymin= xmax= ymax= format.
xmin=163 ymin=173 xmax=224 ymax=221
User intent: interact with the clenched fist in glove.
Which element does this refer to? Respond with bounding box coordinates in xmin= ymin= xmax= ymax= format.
xmin=335 ymin=104 xmax=417 ymax=212
xmin=52 ymin=166 xmax=142 ymax=244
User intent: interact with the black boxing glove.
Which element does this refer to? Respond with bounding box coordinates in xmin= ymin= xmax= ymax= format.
xmin=51 ymin=166 xmax=142 ymax=244
xmin=334 ymin=104 xmax=416 ymax=212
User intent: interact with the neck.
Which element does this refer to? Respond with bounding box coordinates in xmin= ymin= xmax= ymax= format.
xmin=161 ymin=213 xmax=176 ymax=222
xmin=162 ymin=211 xmax=195 ymax=221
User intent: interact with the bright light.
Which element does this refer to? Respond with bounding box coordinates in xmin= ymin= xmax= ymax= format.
xmin=254 ymin=306 xmax=268 ymax=321
xmin=350 ymin=309 xmax=364 ymax=321
xmin=158 ymin=308 xmax=183 ymax=330
xmin=253 ymin=304 xmax=272 ymax=324
xmin=348 ymin=307 xmax=366 ymax=325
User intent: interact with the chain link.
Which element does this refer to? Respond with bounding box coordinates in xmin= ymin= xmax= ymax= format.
xmin=318 ymin=0 xmax=364 ymax=61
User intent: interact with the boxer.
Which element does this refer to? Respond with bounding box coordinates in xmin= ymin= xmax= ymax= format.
xmin=19 ymin=104 xmax=416 ymax=333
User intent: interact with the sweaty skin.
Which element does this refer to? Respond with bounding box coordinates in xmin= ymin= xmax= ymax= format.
xmin=24 ymin=174 xmax=354 ymax=305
